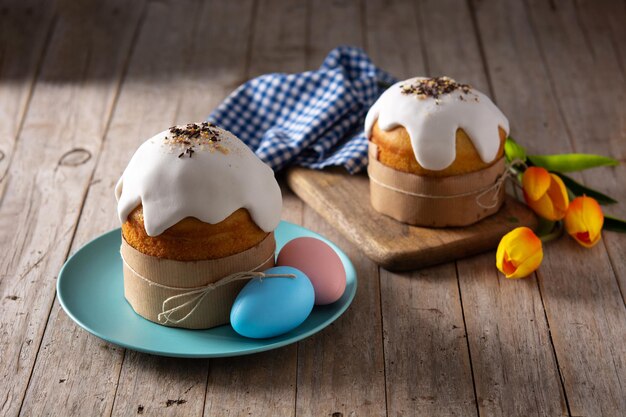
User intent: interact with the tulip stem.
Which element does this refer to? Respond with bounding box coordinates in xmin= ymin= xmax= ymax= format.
xmin=538 ymin=220 xmax=564 ymax=243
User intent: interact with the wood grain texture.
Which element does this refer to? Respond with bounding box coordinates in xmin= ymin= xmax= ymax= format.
xmin=476 ymin=0 xmax=626 ymax=415
xmin=523 ymin=0 xmax=626 ymax=414
xmin=0 ymin=2 xmax=142 ymax=416
xmin=298 ymin=208 xmax=387 ymax=417
xmin=458 ymin=253 xmax=567 ymax=416
xmin=293 ymin=4 xmax=386 ymax=417
xmin=287 ymin=168 xmax=537 ymax=270
xmin=172 ymin=0 xmax=256 ymax=125
xmin=204 ymin=348 xmax=297 ymax=417
xmin=19 ymin=0 xmax=259 ymax=415
xmin=111 ymin=354 xmax=208 ymax=417
xmin=0 ymin=0 xmax=55 ymax=193
xmin=599 ymin=0 xmax=626 ymax=76
xmin=0 ymin=0 xmax=624 ymax=416
xmin=203 ymin=1 xmax=307 ymax=415
xmin=363 ymin=1 xmax=477 ymax=416
xmin=17 ymin=0 xmax=221 ymax=415
xmin=380 ymin=265 xmax=476 ymax=416
xmin=583 ymin=0 xmax=626 ymax=305
xmin=306 ymin=0 xmax=364 ymax=67
xmin=107 ymin=1 xmax=298 ymax=416
xmin=247 ymin=0 xmax=307 ymax=75
xmin=364 ymin=0 xmax=425 ymax=80
xmin=533 ymin=0 xmax=626 ymax=304
xmin=101 ymin=3 xmax=218 ymax=417
xmin=413 ymin=0 xmax=569 ymax=415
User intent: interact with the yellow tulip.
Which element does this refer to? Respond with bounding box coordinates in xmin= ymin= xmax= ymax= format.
xmin=564 ymin=196 xmax=604 ymax=248
xmin=522 ymin=167 xmax=569 ymax=221
xmin=496 ymin=227 xmax=543 ymax=279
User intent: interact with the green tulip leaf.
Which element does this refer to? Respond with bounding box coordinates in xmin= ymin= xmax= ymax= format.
xmin=527 ymin=153 xmax=618 ymax=172
xmin=603 ymin=216 xmax=626 ymax=233
xmin=504 ymin=136 xmax=527 ymax=163
xmin=555 ymin=173 xmax=618 ymax=205
xmin=537 ymin=219 xmax=564 ymax=243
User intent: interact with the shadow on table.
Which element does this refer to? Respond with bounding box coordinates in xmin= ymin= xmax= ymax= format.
xmin=1 ymin=0 xmax=251 ymax=87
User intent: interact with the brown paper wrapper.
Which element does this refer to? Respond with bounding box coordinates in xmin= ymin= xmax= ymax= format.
xmin=367 ymin=142 xmax=506 ymax=227
xmin=121 ymin=232 xmax=276 ymax=329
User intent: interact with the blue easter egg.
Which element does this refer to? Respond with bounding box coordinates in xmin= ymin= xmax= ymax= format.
xmin=230 ymin=266 xmax=315 ymax=339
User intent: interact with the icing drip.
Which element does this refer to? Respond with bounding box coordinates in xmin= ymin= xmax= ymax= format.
xmin=115 ymin=123 xmax=282 ymax=236
xmin=365 ymin=77 xmax=510 ymax=170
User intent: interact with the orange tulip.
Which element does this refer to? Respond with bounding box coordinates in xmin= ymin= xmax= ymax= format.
xmin=564 ymin=196 xmax=604 ymax=248
xmin=496 ymin=227 xmax=543 ymax=279
xmin=522 ymin=167 xmax=569 ymax=221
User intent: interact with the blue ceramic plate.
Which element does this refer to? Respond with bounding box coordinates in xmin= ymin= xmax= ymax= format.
xmin=57 ymin=221 xmax=357 ymax=358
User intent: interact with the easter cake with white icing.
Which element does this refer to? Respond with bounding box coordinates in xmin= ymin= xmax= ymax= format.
xmin=365 ymin=77 xmax=510 ymax=227
xmin=116 ymin=122 xmax=282 ymax=261
xmin=115 ymin=122 xmax=283 ymax=329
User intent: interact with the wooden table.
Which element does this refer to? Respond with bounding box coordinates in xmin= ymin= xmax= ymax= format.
xmin=1 ymin=0 xmax=624 ymax=416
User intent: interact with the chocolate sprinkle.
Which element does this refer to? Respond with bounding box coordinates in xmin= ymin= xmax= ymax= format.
xmin=400 ymin=76 xmax=472 ymax=99
xmin=167 ymin=122 xmax=227 ymax=157
xmin=168 ymin=122 xmax=222 ymax=144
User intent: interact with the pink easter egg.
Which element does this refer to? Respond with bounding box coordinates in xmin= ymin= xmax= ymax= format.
xmin=276 ymin=237 xmax=346 ymax=305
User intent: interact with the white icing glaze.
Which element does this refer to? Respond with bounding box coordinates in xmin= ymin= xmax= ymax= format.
xmin=365 ymin=77 xmax=509 ymax=170
xmin=115 ymin=125 xmax=282 ymax=236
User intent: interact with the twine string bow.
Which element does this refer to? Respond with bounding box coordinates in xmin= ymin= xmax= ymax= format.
xmin=120 ymin=249 xmax=295 ymax=325
xmin=475 ymin=158 xmax=526 ymax=209
xmin=156 ymin=270 xmax=296 ymax=325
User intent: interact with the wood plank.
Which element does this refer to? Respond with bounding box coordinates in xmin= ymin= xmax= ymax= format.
xmin=298 ymin=208 xmax=387 ymax=417
xmin=195 ymin=1 xmax=304 ymax=416
xmin=0 ymin=2 xmax=143 ymax=416
xmin=171 ymin=0 xmax=256 ymax=123
xmin=287 ymin=169 xmax=537 ymax=270
xmin=458 ymin=253 xmax=567 ymax=416
xmin=412 ymin=0 xmax=570 ymax=415
xmin=112 ymin=353 xmax=208 ymax=417
xmin=246 ymin=0 xmax=308 ymax=76
xmin=0 ymin=0 xmax=55 ymax=194
xmin=380 ymin=265 xmax=477 ymax=416
xmin=584 ymin=0 xmax=626 ymax=303
xmin=89 ymin=2 xmax=265 ymax=417
xmin=366 ymin=0 xmax=567 ymax=414
xmin=204 ymin=348 xmax=297 ymax=417
xmin=19 ymin=1 xmax=228 ymax=416
xmin=306 ymin=0 xmax=364 ymax=67
xmin=364 ymin=0 xmax=424 ymax=79
xmin=538 ymin=0 xmax=626 ymax=302
xmin=363 ymin=0 xmax=478 ymax=415
xmin=524 ymin=0 xmax=626 ymax=414
xmin=105 ymin=2 xmax=224 ymax=416
xmin=245 ymin=0 xmax=308 ymax=227
xmin=600 ymin=0 xmax=626 ymax=76
xmin=475 ymin=0 xmax=626 ymax=415
xmin=293 ymin=3 xmax=386 ymax=416
xmin=6 ymin=2 xmax=622 ymax=417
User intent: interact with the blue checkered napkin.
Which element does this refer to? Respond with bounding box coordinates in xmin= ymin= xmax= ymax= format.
xmin=207 ymin=46 xmax=396 ymax=174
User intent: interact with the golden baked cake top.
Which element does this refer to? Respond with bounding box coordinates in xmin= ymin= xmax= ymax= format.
xmin=115 ymin=122 xmax=282 ymax=237
xmin=365 ymin=76 xmax=509 ymax=171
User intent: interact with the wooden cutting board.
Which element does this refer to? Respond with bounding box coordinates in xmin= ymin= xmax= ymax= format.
xmin=286 ymin=167 xmax=538 ymax=271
